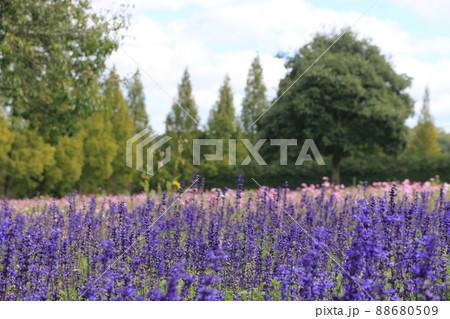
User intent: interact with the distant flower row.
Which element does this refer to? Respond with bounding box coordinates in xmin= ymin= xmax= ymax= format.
xmin=6 ymin=176 xmax=446 ymax=212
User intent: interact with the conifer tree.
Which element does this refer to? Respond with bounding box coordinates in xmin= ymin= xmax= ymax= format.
xmin=79 ymin=112 xmax=117 ymax=194
xmin=45 ymin=134 xmax=84 ymax=196
xmin=438 ymin=129 xmax=450 ymax=154
xmin=103 ymin=69 xmax=135 ymax=193
xmin=410 ymin=87 xmax=441 ymax=155
xmin=164 ymin=68 xmax=200 ymax=184
xmin=0 ymin=115 xmax=15 ymax=196
xmin=202 ymin=75 xmax=240 ymax=176
xmin=127 ymin=69 xmax=150 ymax=133
xmin=208 ymin=75 xmax=236 ymax=138
xmin=166 ymin=68 xmax=200 ymax=135
xmin=241 ymin=56 xmax=268 ymax=139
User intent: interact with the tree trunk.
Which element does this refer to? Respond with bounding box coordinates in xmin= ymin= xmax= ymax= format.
xmin=332 ymin=153 xmax=341 ymax=185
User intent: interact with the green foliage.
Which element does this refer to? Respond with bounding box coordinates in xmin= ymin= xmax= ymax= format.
xmin=3 ymin=20 xmax=449 ymax=198
xmin=1 ymin=66 xmax=149 ymax=197
xmin=1 ymin=122 xmax=55 ymax=197
xmin=438 ymin=129 xmax=450 ymax=154
xmin=127 ymin=69 xmax=150 ymax=133
xmin=208 ymin=75 xmax=236 ymax=138
xmin=79 ymin=113 xmax=117 ymax=194
xmin=409 ymin=88 xmax=441 ymax=155
xmin=44 ymin=134 xmax=84 ymax=197
xmin=0 ymin=0 xmax=136 ymax=197
xmin=339 ymin=153 xmax=450 ymax=185
xmin=241 ymin=55 xmax=268 ymax=139
xmin=203 ymin=152 xmax=450 ymax=189
xmin=0 ymin=0 xmax=126 ymax=141
xmin=125 ymin=69 xmax=153 ymax=193
xmin=259 ymin=31 xmax=414 ymax=184
xmin=201 ymin=76 xmax=247 ymax=178
xmin=0 ymin=116 xmax=15 ymax=167
xmin=166 ymin=68 xmax=200 ymax=135
xmin=103 ymin=69 xmax=135 ymax=193
xmin=160 ymin=68 xmax=200 ymax=184
xmin=140 ymin=176 xmax=151 ymax=196
xmin=410 ymin=122 xmax=441 ymax=155
xmin=0 ymin=116 xmax=15 ymax=196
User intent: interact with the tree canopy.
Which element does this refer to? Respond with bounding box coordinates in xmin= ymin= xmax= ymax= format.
xmin=208 ymin=75 xmax=236 ymax=138
xmin=166 ymin=68 xmax=200 ymax=135
xmin=409 ymin=87 xmax=441 ymax=156
xmin=241 ymin=56 xmax=268 ymax=139
xmin=127 ymin=69 xmax=150 ymax=133
xmin=0 ymin=0 xmax=125 ymax=141
xmin=162 ymin=68 xmax=200 ymax=185
xmin=259 ymin=31 xmax=414 ymax=184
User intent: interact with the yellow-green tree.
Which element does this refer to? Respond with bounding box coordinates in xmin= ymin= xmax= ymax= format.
xmin=0 ymin=115 xmax=15 ymax=196
xmin=126 ymin=69 xmax=153 ymax=192
xmin=79 ymin=113 xmax=117 ymax=194
xmin=44 ymin=134 xmax=84 ymax=196
xmin=103 ymin=69 xmax=135 ymax=193
xmin=1 ymin=120 xmax=55 ymax=197
xmin=438 ymin=128 xmax=450 ymax=154
xmin=410 ymin=87 xmax=441 ymax=155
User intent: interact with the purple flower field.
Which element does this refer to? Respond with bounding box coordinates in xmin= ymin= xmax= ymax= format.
xmin=0 ymin=176 xmax=449 ymax=301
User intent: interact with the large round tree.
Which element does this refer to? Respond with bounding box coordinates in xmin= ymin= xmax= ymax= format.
xmin=260 ymin=31 xmax=414 ymax=184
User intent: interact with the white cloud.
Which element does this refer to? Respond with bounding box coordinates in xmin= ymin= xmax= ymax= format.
xmin=356 ymin=17 xmax=450 ymax=59
xmin=391 ymin=0 xmax=450 ymax=20
xmin=96 ymin=0 xmax=450 ymax=132
xmin=394 ymin=57 xmax=450 ymax=131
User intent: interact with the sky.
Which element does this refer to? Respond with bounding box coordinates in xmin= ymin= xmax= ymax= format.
xmin=93 ymin=0 xmax=450 ymax=133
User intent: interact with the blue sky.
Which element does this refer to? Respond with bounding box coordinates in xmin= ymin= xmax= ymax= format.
xmin=97 ymin=0 xmax=450 ymax=133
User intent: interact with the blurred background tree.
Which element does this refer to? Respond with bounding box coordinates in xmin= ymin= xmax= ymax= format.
xmin=2 ymin=8 xmax=450 ymax=197
xmin=208 ymin=75 xmax=236 ymax=139
xmin=259 ymin=31 xmax=414 ymax=185
xmin=103 ymin=69 xmax=135 ymax=193
xmin=127 ymin=69 xmax=150 ymax=133
xmin=1 ymin=121 xmax=55 ymax=197
xmin=166 ymin=68 xmax=200 ymax=135
xmin=408 ymin=87 xmax=442 ymax=155
xmin=78 ymin=111 xmax=117 ymax=194
xmin=163 ymin=68 xmax=201 ymax=185
xmin=203 ymin=75 xmax=240 ymax=177
xmin=241 ymin=56 xmax=268 ymax=140
xmin=0 ymin=0 xmax=127 ymax=142
xmin=438 ymin=129 xmax=450 ymax=154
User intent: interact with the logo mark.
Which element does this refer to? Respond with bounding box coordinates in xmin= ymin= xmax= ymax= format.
xmin=126 ymin=129 xmax=172 ymax=175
